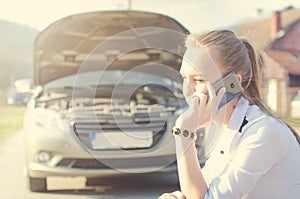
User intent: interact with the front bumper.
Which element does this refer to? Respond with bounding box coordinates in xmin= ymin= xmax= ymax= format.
xmin=27 ymin=155 xmax=177 ymax=178
xmin=25 ymin=117 xmax=178 ymax=178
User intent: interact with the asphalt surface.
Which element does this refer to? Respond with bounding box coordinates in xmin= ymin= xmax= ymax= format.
xmin=0 ymin=130 xmax=180 ymax=199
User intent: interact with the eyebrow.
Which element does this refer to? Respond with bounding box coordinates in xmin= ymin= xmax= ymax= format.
xmin=180 ymin=72 xmax=204 ymax=78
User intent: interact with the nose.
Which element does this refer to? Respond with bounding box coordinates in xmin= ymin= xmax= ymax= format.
xmin=182 ymin=79 xmax=195 ymax=97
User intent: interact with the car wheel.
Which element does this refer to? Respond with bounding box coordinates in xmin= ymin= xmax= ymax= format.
xmin=28 ymin=176 xmax=47 ymax=192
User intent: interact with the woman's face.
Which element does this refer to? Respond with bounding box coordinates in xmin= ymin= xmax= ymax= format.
xmin=180 ymin=47 xmax=224 ymax=98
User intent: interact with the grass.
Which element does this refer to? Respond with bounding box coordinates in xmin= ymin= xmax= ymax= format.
xmin=0 ymin=105 xmax=26 ymax=141
xmin=282 ymin=117 xmax=300 ymax=134
xmin=283 ymin=117 xmax=300 ymax=126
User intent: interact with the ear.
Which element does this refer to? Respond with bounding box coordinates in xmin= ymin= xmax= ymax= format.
xmin=236 ymin=74 xmax=242 ymax=84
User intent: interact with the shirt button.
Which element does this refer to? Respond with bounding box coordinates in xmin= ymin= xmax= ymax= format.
xmin=220 ymin=150 xmax=224 ymax=154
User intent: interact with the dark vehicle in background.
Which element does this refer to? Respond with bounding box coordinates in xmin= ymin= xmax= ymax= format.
xmin=7 ymin=91 xmax=31 ymax=105
xmin=24 ymin=10 xmax=205 ymax=192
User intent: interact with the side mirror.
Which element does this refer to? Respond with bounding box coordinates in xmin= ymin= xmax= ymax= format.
xmin=32 ymin=86 xmax=43 ymax=98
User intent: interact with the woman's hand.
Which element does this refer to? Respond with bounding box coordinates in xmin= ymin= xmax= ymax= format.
xmin=176 ymin=82 xmax=225 ymax=132
xmin=158 ymin=191 xmax=186 ymax=199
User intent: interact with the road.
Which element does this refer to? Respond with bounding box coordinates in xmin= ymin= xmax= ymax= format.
xmin=0 ymin=131 xmax=180 ymax=199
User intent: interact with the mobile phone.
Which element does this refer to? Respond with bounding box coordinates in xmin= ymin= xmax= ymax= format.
xmin=212 ymin=71 xmax=243 ymax=109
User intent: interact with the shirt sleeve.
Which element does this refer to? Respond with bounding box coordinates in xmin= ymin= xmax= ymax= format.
xmin=203 ymin=119 xmax=289 ymax=199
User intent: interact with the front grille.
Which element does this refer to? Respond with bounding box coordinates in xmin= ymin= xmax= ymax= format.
xmin=72 ymin=99 xmax=171 ymax=150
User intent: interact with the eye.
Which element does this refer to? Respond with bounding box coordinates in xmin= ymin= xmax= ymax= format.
xmin=194 ymin=78 xmax=205 ymax=84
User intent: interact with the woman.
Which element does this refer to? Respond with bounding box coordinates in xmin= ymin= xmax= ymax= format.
xmin=159 ymin=30 xmax=300 ymax=199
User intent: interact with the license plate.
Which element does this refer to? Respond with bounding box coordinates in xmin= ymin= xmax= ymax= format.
xmin=90 ymin=131 xmax=153 ymax=149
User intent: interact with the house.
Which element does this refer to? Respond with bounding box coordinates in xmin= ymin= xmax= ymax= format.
xmin=235 ymin=6 xmax=300 ymax=116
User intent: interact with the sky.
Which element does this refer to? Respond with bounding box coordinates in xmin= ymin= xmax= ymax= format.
xmin=0 ymin=0 xmax=300 ymax=32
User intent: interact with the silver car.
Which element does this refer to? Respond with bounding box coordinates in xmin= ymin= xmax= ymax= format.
xmin=24 ymin=10 xmax=200 ymax=192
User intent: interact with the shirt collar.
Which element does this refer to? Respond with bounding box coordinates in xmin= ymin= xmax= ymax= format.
xmin=227 ymin=97 xmax=250 ymax=131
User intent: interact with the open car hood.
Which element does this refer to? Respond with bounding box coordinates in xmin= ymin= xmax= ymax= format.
xmin=34 ymin=10 xmax=189 ymax=85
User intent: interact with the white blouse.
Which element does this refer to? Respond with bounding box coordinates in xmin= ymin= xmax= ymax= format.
xmin=202 ymin=97 xmax=300 ymax=199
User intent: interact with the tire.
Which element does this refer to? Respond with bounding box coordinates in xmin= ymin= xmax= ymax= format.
xmin=28 ymin=176 xmax=47 ymax=192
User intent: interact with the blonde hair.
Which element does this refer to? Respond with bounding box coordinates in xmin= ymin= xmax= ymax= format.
xmin=186 ymin=30 xmax=300 ymax=144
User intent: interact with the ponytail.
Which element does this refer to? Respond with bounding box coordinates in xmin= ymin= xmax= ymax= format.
xmin=240 ymin=39 xmax=263 ymax=106
xmin=242 ymin=39 xmax=300 ymax=145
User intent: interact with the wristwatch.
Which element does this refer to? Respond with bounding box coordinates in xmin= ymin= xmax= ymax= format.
xmin=172 ymin=127 xmax=197 ymax=140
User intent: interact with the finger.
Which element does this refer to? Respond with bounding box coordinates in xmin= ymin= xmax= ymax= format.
xmin=158 ymin=193 xmax=169 ymax=199
xmin=216 ymin=87 xmax=226 ymax=103
xmin=158 ymin=193 xmax=178 ymax=199
xmin=171 ymin=191 xmax=186 ymax=199
xmin=190 ymin=92 xmax=207 ymax=111
xmin=193 ymin=90 xmax=208 ymax=105
xmin=199 ymin=92 xmax=208 ymax=111
xmin=192 ymin=94 xmax=200 ymax=104
xmin=206 ymin=81 xmax=216 ymax=101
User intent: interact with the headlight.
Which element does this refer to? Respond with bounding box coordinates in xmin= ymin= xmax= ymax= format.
xmin=30 ymin=108 xmax=69 ymax=132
